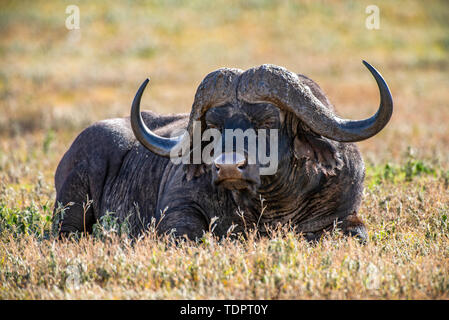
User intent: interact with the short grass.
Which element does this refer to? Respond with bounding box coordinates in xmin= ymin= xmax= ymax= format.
xmin=0 ymin=0 xmax=448 ymax=299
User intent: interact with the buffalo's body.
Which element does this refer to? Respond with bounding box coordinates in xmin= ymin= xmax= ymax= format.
xmin=54 ymin=63 xmax=393 ymax=241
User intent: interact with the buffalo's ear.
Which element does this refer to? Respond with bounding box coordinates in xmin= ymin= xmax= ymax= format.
xmin=293 ymin=133 xmax=344 ymax=176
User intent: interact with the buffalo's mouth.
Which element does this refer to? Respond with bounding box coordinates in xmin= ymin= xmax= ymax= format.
xmin=215 ymin=178 xmax=258 ymax=191
xmin=211 ymin=152 xmax=261 ymax=191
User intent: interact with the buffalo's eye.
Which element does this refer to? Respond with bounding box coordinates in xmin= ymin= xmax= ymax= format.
xmin=206 ymin=122 xmax=220 ymax=130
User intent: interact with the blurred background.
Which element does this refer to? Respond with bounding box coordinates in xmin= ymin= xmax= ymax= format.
xmin=0 ymin=0 xmax=448 ymax=206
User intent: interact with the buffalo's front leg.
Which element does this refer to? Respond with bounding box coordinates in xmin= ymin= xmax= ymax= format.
xmin=52 ymin=162 xmax=95 ymax=237
xmin=340 ymin=213 xmax=368 ymax=243
xmin=302 ymin=213 xmax=368 ymax=243
xmin=156 ymin=208 xmax=209 ymax=240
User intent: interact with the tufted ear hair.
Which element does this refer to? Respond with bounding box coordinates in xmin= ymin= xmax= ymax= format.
xmin=293 ymin=130 xmax=344 ymax=176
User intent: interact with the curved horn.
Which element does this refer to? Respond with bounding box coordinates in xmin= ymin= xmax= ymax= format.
xmin=185 ymin=68 xmax=243 ymax=142
xmin=130 ymin=78 xmax=187 ymax=157
xmin=238 ymin=61 xmax=393 ymax=142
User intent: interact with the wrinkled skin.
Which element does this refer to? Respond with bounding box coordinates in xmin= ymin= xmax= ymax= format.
xmin=53 ymin=72 xmax=371 ymax=242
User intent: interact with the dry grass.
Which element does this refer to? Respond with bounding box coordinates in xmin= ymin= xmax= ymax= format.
xmin=0 ymin=0 xmax=449 ymax=299
xmin=1 ymin=175 xmax=449 ymax=300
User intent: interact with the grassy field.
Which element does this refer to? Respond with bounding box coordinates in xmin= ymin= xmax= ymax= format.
xmin=0 ymin=0 xmax=448 ymax=299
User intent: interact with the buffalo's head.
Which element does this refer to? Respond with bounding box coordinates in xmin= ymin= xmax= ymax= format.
xmin=130 ymin=61 xmax=392 ymax=193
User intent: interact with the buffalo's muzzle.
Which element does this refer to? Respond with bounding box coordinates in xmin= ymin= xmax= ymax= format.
xmin=212 ymin=152 xmax=259 ymax=190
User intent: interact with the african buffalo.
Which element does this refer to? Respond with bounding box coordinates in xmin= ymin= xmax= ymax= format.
xmin=53 ymin=61 xmax=393 ymax=242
